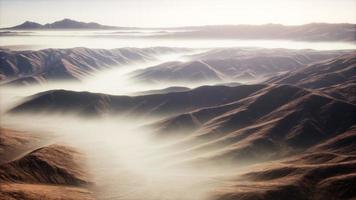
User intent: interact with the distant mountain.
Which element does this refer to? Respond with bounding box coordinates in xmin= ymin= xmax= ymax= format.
xmin=0 ymin=47 xmax=189 ymax=84
xmin=4 ymin=20 xmax=356 ymax=41
xmin=10 ymin=21 xmax=43 ymax=29
xmin=4 ymin=18 xmax=122 ymax=30
xmin=155 ymin=23 xmax=356 ymax=41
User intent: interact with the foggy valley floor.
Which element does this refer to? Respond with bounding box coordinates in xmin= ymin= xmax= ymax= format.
xmin=0 ymin=35 xmax=356 ymax=200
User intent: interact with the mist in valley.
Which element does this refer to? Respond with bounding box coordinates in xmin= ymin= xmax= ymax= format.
xmin=1 ymin=12 xmax=355 ymax=199
xmin=0 ymin=49 xmax=247 ymax=200
xmin=1 ymin=106 xmax=236 ymax=200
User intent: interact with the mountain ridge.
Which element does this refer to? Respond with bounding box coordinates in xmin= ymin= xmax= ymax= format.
xmin=3 ymin=20 xmax=356 ymax=41
xmin=3 ymin=18 xmax=124 ymax=30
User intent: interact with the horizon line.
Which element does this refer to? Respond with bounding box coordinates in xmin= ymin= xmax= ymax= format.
xmin=2 ymin=18 xmax=356 ymax=29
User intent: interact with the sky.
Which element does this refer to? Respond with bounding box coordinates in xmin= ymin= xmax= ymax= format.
xmin=0 ymin=0 xmax=355 ymax=28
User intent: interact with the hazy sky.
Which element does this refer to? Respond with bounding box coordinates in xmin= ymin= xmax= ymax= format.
xmin=0 ymin=0 xmax=355 ymax=27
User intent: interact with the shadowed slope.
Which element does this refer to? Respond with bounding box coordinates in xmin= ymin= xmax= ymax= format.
xmin=9 ymin=84 xmax=266 ymax=117
xmin=212 ymin=127 xmax=356 ymax=200
xmin=152 ymin=85 xmax=356 ymax=168
xmin=267 ymin=53 xmax=356 ymax=89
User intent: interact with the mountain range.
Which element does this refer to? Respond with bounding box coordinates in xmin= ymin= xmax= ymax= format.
xmin=3 ymin=18 xmax=120 ymax=30
xmin=1 ymin=32 xmax=356 ymax=200
xmin=4 ymin=51 xmax=356 ymax=200
xmin=2 ymin=19 xmax=356 ymax=41
xmin=0 ymin=47 xmax=188 ymax=84
xmin=1 ymin=47 xmax=351 ymax=85
xmin=159 ymin=23 xmax=356 ymax=41
xmin=131 ymin=48 xmax=349 ymax=84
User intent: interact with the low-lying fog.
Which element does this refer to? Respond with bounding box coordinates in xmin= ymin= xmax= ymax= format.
xmin=1 ymin=30 xmax=356 ymax=50
xmin=1 ymin=34 xmax=355 ymax=199
xmin=0 ymin=50 xmax=230 ymax=112
xmin=2 ymin=113 xmax=228 ymax=200
xmin=0 ymin=50 xmax=238 ymax=200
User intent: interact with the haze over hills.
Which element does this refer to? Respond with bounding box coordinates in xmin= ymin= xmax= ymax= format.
xmin=5 ymin=52 xmax=356 ymax=200
xmin=131 ymin=48 xmax=350 ymax=84
xmin=2 ymin=47 xmax=351 ymax=86
xmin=154 ymin=23 xmax=356 ymax=41
xmin=1 ymin=18 xmax=356 ymax=200
xmin=8 ymin=54 xmax=356 ymax=157
xmin=152 ymin=84 xmax=355 ymax=164
xmin=9 ymin=85 xmax=267 ymax=116
xmin=2 ymin=19 xmax=356 ymax=41
xmin=0 ymin=47 xmax=188 ymax=85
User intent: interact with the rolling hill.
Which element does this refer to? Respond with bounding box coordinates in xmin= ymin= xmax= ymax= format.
xmin=9 ymin=84 xmax=266 ymax=116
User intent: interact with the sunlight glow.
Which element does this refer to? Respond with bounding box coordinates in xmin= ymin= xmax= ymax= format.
xmin=1 ymin=0 xmax=355 ymax=28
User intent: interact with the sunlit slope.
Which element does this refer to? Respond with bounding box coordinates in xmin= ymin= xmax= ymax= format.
xmin=0 ymin=129 xmax=94 ymax=200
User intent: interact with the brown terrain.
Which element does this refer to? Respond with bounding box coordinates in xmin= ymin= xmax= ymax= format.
xmin=0 ymin=128 xmax=94 ymax=200
xmin=1 ymin=51 xmax=356 ymax=199
xmin=153 ymin=23 xmax=356 ymax=41
xmin=211 ymin=126 xmax=356 ymax=200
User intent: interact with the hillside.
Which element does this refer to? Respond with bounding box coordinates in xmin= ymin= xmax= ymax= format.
xmin=0 ymin=47 xmax=187 ymax=84
xmin=212 ymin=126 xmax=356 ymax=200
xmin=0 ymin=129 xmax=94 ymax=200
xmin=9 ymin=84 xmax=266 ymax=116
xmin=267 ymin=53 xmax=356 ymax=89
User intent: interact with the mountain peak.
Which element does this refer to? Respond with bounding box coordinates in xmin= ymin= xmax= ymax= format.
xmin=12 ymin=21 xmax=42 ymax=29
xmin=5 ymin=18 xmax=117 ymax=30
